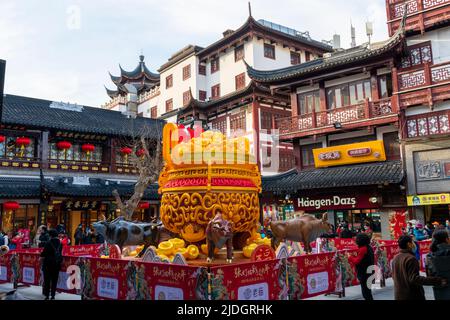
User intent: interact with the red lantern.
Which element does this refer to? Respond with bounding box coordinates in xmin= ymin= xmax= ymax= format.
xmin=56 ymin=141 xmax=72 ymax=150
xmin=138 ymin=202 xmax=150 ymax=210
xmin=81 ymin=144 xmax=95 ymax=152
xmin=136 ymin=148 xmax=146 ymax=157
xmin=81 ymin=144 xmax=95 ymax=161
xmin=16 ymin=137 xmax=31 ymax=157
xmin=120 ymin=147 xmax=133 ymax=155
xmin=16 ymin=137 xmax=31 ymax=146
xmin=3 ymin=201 xmax=20 ymax=211
xmin=0 ymin=135 xmax=5 ymax=143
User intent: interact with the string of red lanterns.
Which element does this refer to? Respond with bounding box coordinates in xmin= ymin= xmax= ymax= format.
xmin=81 ymin=144 xmax=95 ymax=161
xmin=0 ymin=135 xmax=5 ymax=143
xmin=16 ymin=137 xmax=31 ymax=157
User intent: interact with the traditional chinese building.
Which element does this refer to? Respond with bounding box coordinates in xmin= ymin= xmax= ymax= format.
xmin=386 ymin=0 xmax=450 ymax=225
xmin=103 ymin=12 xmax=334 ymax=175
xmin=248 ymin=12 xmax=411 ymax=239
xmin=0 ymin=94 xmax=163 ymax=243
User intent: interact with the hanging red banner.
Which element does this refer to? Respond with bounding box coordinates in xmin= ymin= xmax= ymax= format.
xmin=210 ymin=259 xmax=286 ymax=300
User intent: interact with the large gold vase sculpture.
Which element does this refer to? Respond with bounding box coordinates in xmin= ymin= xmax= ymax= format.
xmin=158 ymin=124 xmax=261 ymax=243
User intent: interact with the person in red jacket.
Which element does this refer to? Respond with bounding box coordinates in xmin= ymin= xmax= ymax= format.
xmin=58 ymin=233 xmax=70 ymax=247
xmin=348 ymin=233 xmax=375 ymax=300
xmin=11 ymin=231 xmax=25 ymax=250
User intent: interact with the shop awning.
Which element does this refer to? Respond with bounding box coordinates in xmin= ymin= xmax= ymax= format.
xmin=43 ymin=177 xmax=160 ymax=200
xmin=262 ymin=160 xmax=404 ymax=194
xmin=0 ymin=177 xmax=41 ymax=198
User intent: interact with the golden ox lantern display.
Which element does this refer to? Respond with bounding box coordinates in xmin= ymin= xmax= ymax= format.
xmin=158 ymin=123 xmax=261 ymax=243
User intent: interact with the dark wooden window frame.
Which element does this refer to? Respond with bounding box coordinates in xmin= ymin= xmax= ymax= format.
xmin=264 ymin=43 xmax=276 ymax=60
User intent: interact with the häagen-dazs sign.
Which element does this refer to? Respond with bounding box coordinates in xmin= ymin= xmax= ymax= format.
xmin=296 ymin=194 xmax=379 ymax=211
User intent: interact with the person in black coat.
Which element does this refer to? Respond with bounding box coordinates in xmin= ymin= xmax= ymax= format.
xmin=40 ymin=229 xmax=63 ymax=300
xmin=348 ymin=233 xmax=375 ymax=300
xmin=38 ymin=226 xmax=50 ymax=248
xmin=74 ymin=224 xmax=83 ymax=245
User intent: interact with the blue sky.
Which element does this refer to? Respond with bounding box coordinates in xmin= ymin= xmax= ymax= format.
xmin=1 ymin=0 xmax=388 ymax=107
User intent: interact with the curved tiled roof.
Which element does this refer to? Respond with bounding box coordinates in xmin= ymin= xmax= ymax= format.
xmin=43 ymin=177 xmax=160 ymax=200
xmin=247 ymin=11 xmax=408 ymax=85
xmin=262 ymin=160 xmax=404 ymax=194
xmin=0 ymin=177 xmax=41 ymax=198
xmin=2 ymin=94 xmax=165 ymax=138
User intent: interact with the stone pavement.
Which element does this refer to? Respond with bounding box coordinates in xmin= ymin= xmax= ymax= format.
xmin=0 ymin=277 xmax=435 ymax=300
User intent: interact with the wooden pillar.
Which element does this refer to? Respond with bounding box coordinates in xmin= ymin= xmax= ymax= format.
xmin=386 ymin=0 xmax=393 ymax=37
xmin=110 ymin=138 xmax=116 ymax=173
xmin=293 ymin=140 xmax=301 ymax=170
xmin=424 ymin=62 xmax=434 ymax=108
xmin=290 ymin=88 xmax=298 ymax=117
xmin=418 ymin=0 xmax=425 ymax=34
xmin=252 ymin=95 xmax=261 ymax=170
xmin=319 ymin=81 xmax=327 ymax=111
xmin=40 ymin=131 xmax=49 ymax=169
xmin=370 ymin=69 xmax=380 ymax=101
xmin=391 ymin=66 xmax=401 ymax=112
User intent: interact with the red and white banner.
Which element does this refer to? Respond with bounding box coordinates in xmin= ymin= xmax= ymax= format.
xmin=287 ymin=252 xmax=337 ymax=299
xmin=62 ymin=244 xmax=101 ymax=257
xmin=210 ymin=260 xmax=286 ymax=300
xmin=0 ymin=253 xmax=11 ymax=284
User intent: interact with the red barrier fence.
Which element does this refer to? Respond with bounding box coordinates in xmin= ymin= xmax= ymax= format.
xmin=0 ymin=240 xmax=434 ymax=300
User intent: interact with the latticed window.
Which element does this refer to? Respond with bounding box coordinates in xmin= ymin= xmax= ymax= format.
xmin=301 ymin=143 xmax=321 ymax=168
xmin=235 ymin=73 xmax=246 ymax=90
xmin=183 ymin=91 xmax=191 ymax=106
xmin=211 ymin=117 xmax=227 ymax=134
xmin=291 ymin=51 xmax=301 ymax=65
xmin=211 ymin=84 xmax=220 ymax=100
xmin=261 ymin=111 xmax=273 ymax=130
xmin=165 ymin=99 xmax=173 ymax=113
xmin=166 ymin=75 xmax=173 ymax=89
xmin=230 ymin=111 xmax=246 ymax=132
xmin=211 ymin=58 xmax=220 ymax=73
xmin=198 ymin=64 xmax=206 ymax=75
xmin=264 ymin=44 xmax=275 ymax=59
xmin=0 ymin=135 xmax=36 ymax=159
xmin=150 ymin=106 xmax=157 ymax=119
xmin=199 ymin=90 xmax=207 ymax=102
xmin=49 ymin=142 xmax=102 ymax=163
xmin=401 ymin=42 xmax=433 ymax=68
xmin=182 ymin=65 xmax=191 ymax=80
xmin=235 ymin=45 xmax=244 ymax=62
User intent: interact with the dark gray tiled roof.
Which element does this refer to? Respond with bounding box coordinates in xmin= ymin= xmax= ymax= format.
xmin=43 ymin=177 xmax=160 ymax=200
xmin=247 ymin=16 xmax=407 ymax=84
xmin=2 ymin=94 xmax=165 ymax=138
xmin=0 ymin=177 xmax=41 ymax=198
xmin=262 ymin=160 xmax=404 ymax=194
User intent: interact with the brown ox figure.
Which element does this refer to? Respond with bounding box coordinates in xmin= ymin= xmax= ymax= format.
xmin=270 ymin=213 xmax=332 ymax=253
xmin=205 ymin=212 xmax=234 ymax=263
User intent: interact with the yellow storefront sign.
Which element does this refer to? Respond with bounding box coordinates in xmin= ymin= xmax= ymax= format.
xmin=407 ymin=194 xmax=450 ymax=206
xmin=313 ymin=140 xmax=387 ymax=168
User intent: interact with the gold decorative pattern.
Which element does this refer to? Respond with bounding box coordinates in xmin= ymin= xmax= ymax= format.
xmin=160 ymin=191 xmax=260 ymax=243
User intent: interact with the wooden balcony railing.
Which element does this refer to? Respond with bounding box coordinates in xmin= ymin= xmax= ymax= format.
xmin=398 ymin=62 xmax=450 ymax=91
xmin=406 ymin=109 xmax=450 ymax=138
xmin=387 ymin=0 xmax=450 ymax=36
xmin=275 ymin=97 xmax=397 ymax=136
xmin=0 ymin=157 xmax=41 ymax=169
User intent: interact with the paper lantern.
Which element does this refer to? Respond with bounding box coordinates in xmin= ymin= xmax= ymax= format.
xmin=120 ymin=147 xmax=133 ymax=155
xmin=16 ymin=137 xmax=31 ymax=146
xmin=138 ymin=202 xmax=150 ymax=210
xmin=136 ymin=148 xmax=146 ymax=157
xmin=0 ymin=135 xmax=5 ymax=143
xmin=56 ymin=141 xmax=72 ymax=150
xmin=82 ymin=144 xmax=95 ymax=152
xmin=3 ymin=201 xmax=20 ymax=211
xmin=82 ymin=144 xmax=95 ymax=161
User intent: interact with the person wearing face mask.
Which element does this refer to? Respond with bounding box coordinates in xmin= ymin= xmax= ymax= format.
xmin=392 ymin=235 xmax=447 ymax=300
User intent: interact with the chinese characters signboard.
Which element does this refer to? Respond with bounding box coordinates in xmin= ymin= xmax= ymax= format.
xmin=407 ymin=194 xmax=450 ymax=206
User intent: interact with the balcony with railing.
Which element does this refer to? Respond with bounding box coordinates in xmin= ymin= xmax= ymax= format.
xmin=396 ymin=61 xmax=450 ymax=107
xmin=405 ymin=109 xmax=450 ymax=137
xmin=275 ymin=97 xmax=398 ymax=139
xmin=386 ymin=0 xmax=450 ymax=36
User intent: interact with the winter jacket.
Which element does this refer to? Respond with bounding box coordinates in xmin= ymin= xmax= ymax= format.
xmin=349 ymin=245 xmax=374 ymax=279
xmin=392 ymin=249 xmax=442 ymax=300
xmin=413 ymin=228 xmax=427 ymax=241
xmin=427 ymin=243 xmax=450 ymax=300
xmin=38 ymin=232 xmax=50 ymax=248
xmin=40 ymin=238 xmax=63 ymax=268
